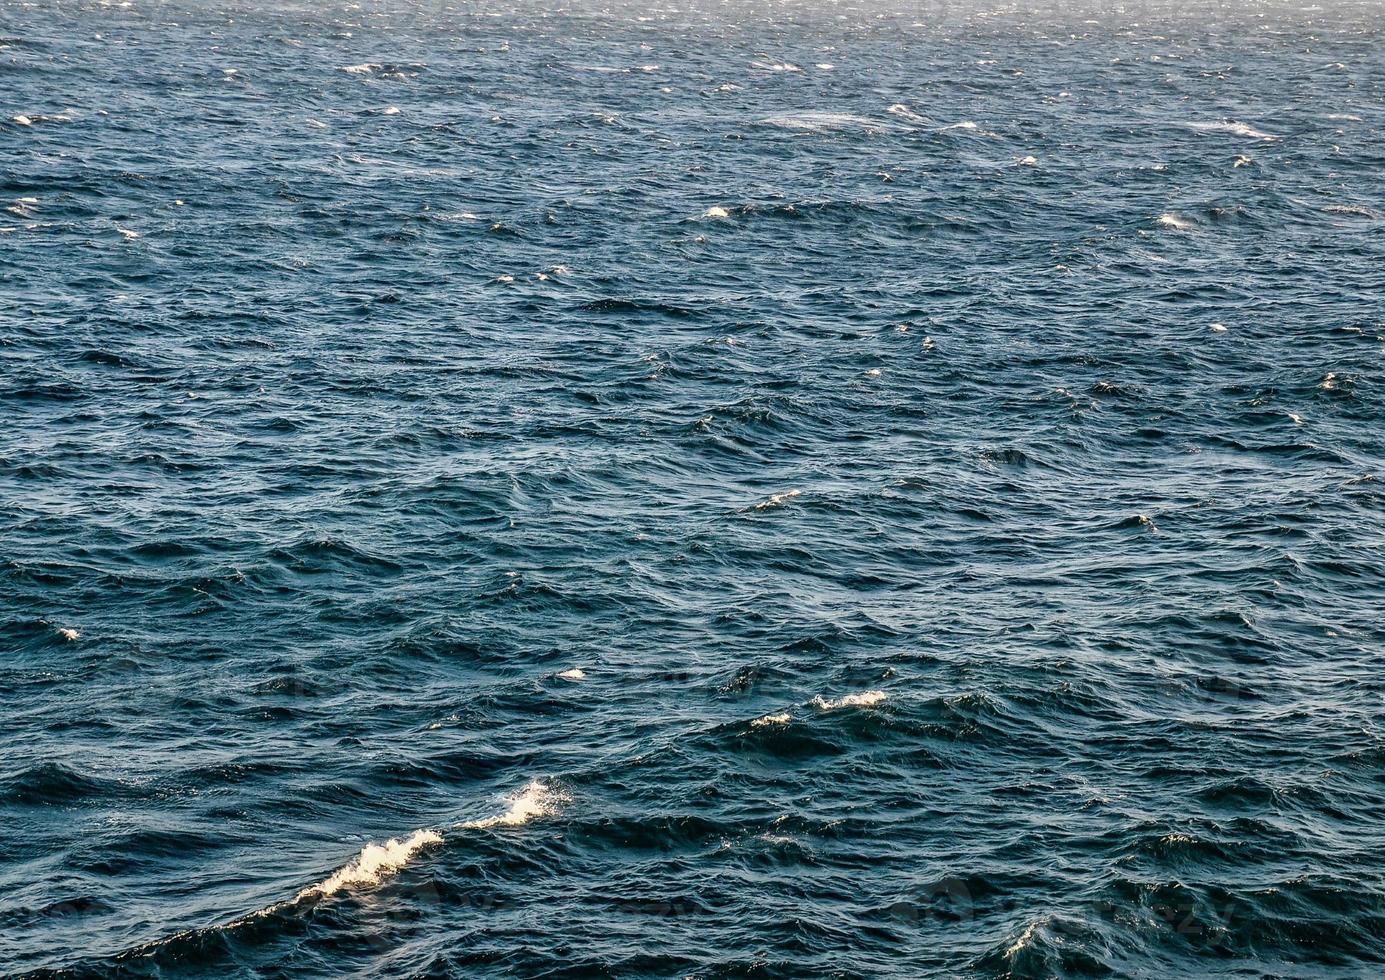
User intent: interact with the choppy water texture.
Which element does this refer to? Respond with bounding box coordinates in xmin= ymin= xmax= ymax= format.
xmin=3 ymin=0 xmax=1385 ymax=976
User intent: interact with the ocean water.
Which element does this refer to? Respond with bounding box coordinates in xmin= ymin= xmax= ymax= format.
xmin=3 ymin=0 xmax=1384 ymax=975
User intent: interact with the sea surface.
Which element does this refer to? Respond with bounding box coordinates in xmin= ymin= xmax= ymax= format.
xmin=2 ymin=0 xmax=1384 ymax=976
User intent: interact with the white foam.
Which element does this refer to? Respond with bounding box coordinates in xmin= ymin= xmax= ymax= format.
xmin=117 ymin=228 xmax=139 ymax=240
xmin=1155 ymin=214 xmax=1192 ymax=230
xmin=1209 ymin=323 xmax=1228 ymax=332
xmin=750 ymin=61 xmax=802 ymax=72
xmin=702 ymin=206 xmax=730 ymax=219
xmin=1324 ymin=204 xmax=1373 ymax=216
xmin=382 ymin=106 xmax=400 ymax=115
xmin=760 ymin=112 xmax=881 ymax=132
xmin=556 ymin=668 xmax=586 ymax=680
xmin=458 ymin=779 xmax=566 ymax=830
xmin=340 ymin=63 xmax=379 ymax=75
xmin=13 ymin=114 xmax=33 ymax=126
xmin=886 ymin=103 xmax=927 ymax=124
xmin=813 ymin=690 xmax=888 ymax=710
xmin=942 ymin=120 xmax=979 ymax=131
xmin=751 ymin=712 xmax=790 ymax=727
xmin=1017 ymin=155 xmax=1038 ymax=166
xmin=753 ymin=489 xmax=801 ymax=510
xmin=1187 ymin=120 xmax=1280 ymax=140
xmin=297 ymin=829 xmax=442 ymax=900
xmin=57 ymin=627 xmax=80 ymax=641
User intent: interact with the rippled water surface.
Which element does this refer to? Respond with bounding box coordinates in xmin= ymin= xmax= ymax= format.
xmin=3 ymin=0 xmax=1385 ymax=976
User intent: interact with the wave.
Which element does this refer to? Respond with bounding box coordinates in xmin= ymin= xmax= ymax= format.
xmin=105 ymin=780 xmax=565 ymax=969
xmin=297 ymin=829 xmax=443 ymax=900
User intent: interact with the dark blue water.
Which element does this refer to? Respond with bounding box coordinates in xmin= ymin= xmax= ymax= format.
xmin=3 ymin=0 xmax=1384 ymax=976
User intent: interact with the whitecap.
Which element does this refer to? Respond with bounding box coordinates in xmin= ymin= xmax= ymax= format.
xmin=701 ymin=205 xmax=730 ymax=219
xmin=941 ymin=120 xmax=979 ymax=131
xmin=556 ymin=668 xmax=586 ymax=680
xmin=751 ymin=712 xmax=790 ymax=727
xmin=759 ymin=112 xmax=883 ymax=132
xmin=1016 ymin=154 xmax=1037 ymax=166
xmin=12 ymin=114 xmax=33 ymax=126
xmin=340 ymin=63 xmax=379 ymax=75
xmin=1324 ymin=204 xmax=1373 ymax=216
xmin=57 ymin=627 xmax=80 ymax=641
xmin=886 ymin=103 xmax=927 ymax=124
xmin=382 ymin=106 xmax=400 ymax=115
xmin=1209 ymin=323 xmax=1228 ymax=332
xmin=1186 ymin=120 xmax=1280 ymax=140
xmin=813 ymin=690 xmax=888 ymax=710
xmin=750 ymin=61 xmax=802 ymax=72
xmin=1155 ymin=213 xmax=1192 ymax=230
xmin=753 ymin=489 xmax=801 ymax=510
xmin=457 ymin=779 xmax=567 ymax=830
xmin=298 ymin=829 xmax=442 ymax=900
